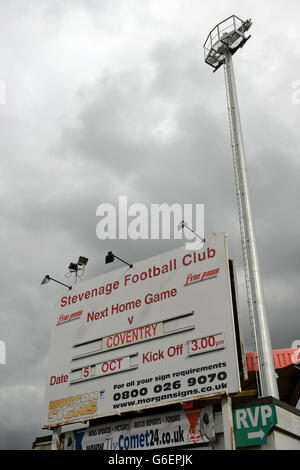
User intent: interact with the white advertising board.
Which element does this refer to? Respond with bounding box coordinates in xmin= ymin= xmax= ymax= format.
xmin=43 ymin=233 xmax=241 ymax=428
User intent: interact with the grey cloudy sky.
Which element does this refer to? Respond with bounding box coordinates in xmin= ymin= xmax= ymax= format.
xmin=0 ymin=0 xmax=300 ymax=449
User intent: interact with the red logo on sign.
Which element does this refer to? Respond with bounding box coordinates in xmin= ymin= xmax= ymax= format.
xmin=56 ymin=310 xmax=83 ymax=326
xmin=186 ymin=411 xmax=201 ymax=441
xmin=184 ymin=268 xmax=220 ymax=287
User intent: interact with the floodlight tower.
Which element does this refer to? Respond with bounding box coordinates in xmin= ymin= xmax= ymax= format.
xmin=204 ymin=15 xmax=279 ymax=398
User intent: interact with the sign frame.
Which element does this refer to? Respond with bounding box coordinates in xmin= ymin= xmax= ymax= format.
xmin=43 ymin=233 xmax=244 ymax=428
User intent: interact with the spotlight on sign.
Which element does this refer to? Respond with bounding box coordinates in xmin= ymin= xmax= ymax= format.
xmin=177 ymin=220 xmax=205 ymax=243
xmin=66 ymin=256 xmax=89 ymax=282
xmin=178 ymin=220 xmax=187 ymax=230
xmin=105 ymin=251 xmax=115 ymax=264
xmin=41 ymin=275 xmax=72 ymax=290
xmin=78 ymin=256 xmax=89 ymax=267
xmin=68 ymin=262 xmax=78 ymax=272
xmin=41 ymin=275 xmax=50 ymax=285
xmin=105 ymin=251 xmax=133 ymax=269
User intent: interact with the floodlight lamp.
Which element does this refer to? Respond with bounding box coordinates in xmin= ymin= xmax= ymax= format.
xmin=105 ymin=251 xmax=133 ymax=268
xmin=41 ymin=275 xmax=72 ymax=290
xmin=78 ymin=256 xmax=89 ymax=266
xmin=41 ymin=275 xmax=50 ymax=285
xmin=178 ymin=220 xmax=205 ymax=243
xmin=203 ymin=15 xmax=252 ymax=72
xmin=68 ymin=262 xmax=78 ymax=272
xmin=177 ymin=220 xmax=187 ymax=231
xmin=105 ymin=251 xmax=115 ymax=264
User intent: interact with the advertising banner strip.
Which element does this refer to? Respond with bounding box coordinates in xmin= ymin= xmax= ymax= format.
xmin=82 ymin=407 xmax=215 ymax=450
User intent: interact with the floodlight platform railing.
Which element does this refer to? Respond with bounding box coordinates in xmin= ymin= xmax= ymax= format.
xmin=204 ymin=15 xmax=252 ymax=71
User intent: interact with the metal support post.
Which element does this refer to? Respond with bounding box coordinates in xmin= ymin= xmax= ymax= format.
xmin=221 ymin=395 xmax=236 ymax=450
xmin=51 ymin=426 xmax=62 ymax=450
xmin=223 ymin=49 xmax=279 ymax=399
xmin=204 ymin=16 xmax=279 ymax=399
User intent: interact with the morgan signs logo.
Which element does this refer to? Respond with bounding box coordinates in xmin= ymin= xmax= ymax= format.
xmin=47 ymin=391 xmax=99 ymax=425
xmin=57 ymin=310 xmax=83 ymax=326
xmin=184 ymin=268 xmax=220 ymax=287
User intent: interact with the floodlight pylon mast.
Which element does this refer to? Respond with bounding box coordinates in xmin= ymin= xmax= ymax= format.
xmin=204 ymin=15 xmax=279 ymax=399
